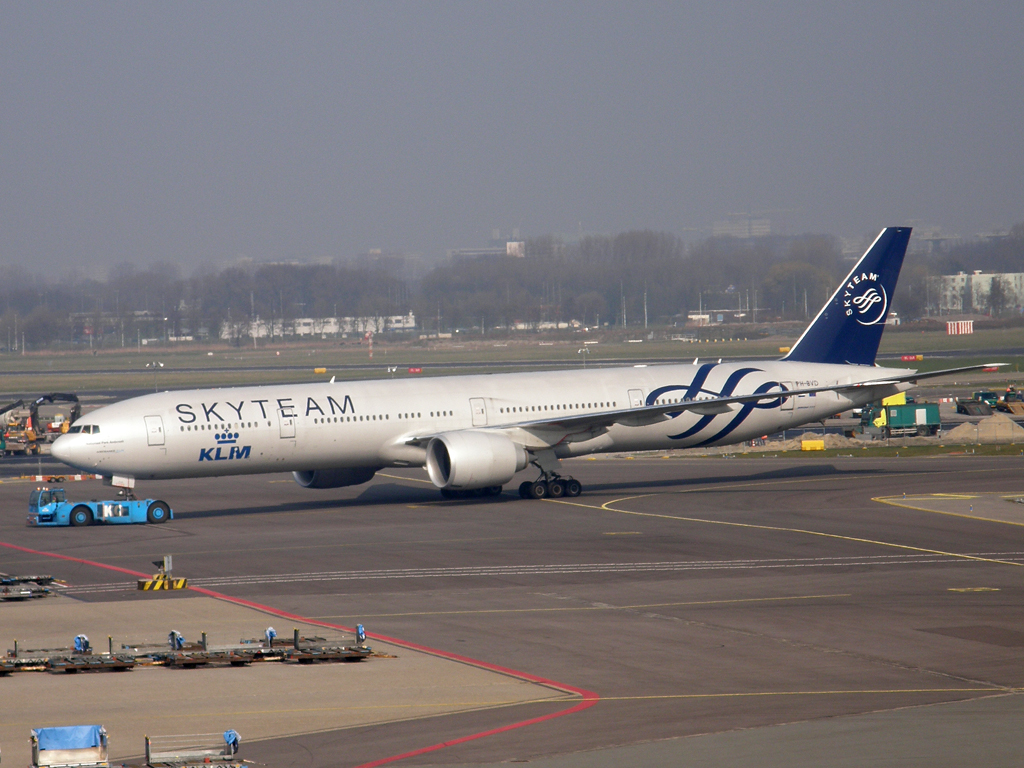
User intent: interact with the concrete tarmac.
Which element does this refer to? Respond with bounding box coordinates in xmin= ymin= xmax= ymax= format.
xmin=3 ymin=452 xmax=1024 ymax=767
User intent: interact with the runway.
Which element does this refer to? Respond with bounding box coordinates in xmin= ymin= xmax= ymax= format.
xmin=3 ymin=453 xmax=1024 ymax=767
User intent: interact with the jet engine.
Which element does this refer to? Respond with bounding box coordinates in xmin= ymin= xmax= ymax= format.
xmin=425 ymin=431 xmax=528 ymax=491
xmin=292 ymin=467 xmax=378 ymax=489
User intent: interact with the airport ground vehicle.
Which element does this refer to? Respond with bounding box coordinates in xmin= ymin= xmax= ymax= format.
xmin=972 ymin=390 xmax=1000 ymax=406
xmin=32 ymin=394 xmax=82 ymax=441
xmin=956 ymin=391 xmax=995 ymax=415
xmin=996 ymin=386 xmax=1024 ymax=415
xmin=1 ymin=394 xmax=81 ymax=455
xmin=2 ymin=420 xmax=40 ymax=455
xmin=856 ymin=402 xmax=941 ymax=438
xmin=27 ymin=487 xmax=173 ymax=527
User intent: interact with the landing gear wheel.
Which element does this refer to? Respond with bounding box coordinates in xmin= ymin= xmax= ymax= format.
xmin=528 ymin=481 xmax=548 ymax=500
xmin=485 ymin=485 xmax=503 ymax=496
xmin=146 ymin=501 xmax=170 ymax=524
xmin=519 ymin=481 xmax=533 ymax=499
xmin=70 ymin=506 xmax=92 ymax=527
xmin=547 ymin=479 xmax=566 ymax=498
xmin=565 ymin=479 xmax=583 ymax=497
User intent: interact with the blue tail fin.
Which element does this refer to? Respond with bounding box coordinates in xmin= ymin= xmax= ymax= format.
xmin=784 ymin=227 xmax=911 ymax=366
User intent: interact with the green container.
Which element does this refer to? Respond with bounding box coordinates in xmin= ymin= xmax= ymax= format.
xmin=885 ymin=403 xmax=940 ymax=435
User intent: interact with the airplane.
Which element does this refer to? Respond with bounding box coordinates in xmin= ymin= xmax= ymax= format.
xmin=51 ymin=227 xmax=1000 ymax=501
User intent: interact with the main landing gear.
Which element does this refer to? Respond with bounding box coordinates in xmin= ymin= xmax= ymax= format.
xmin=517 ymin=448 xmax=583 ymax=500
xmin=518 ymin=476 xmax=583 ymax=500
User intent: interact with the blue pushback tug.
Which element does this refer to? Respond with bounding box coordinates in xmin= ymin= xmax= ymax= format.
xmin=28 ymin=487 xmax=172 ymax=527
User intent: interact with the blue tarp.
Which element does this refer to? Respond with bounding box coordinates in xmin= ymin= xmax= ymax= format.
xmin=33 ymin=725 xmax=104 ymax=750
xmin=223 ymin=729 xmax=241 ymax=754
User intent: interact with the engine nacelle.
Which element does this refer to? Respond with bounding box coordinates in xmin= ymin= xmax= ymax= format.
xmin=425 ymin=431 xmax=528 ymax=490
xmin=292 ymin=467 xmax=378 ymax=489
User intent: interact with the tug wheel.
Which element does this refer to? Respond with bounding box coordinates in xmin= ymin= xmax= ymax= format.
xmin=146 ymin=501 xmax=170 ymax=524
xmin=70 ymin=506 xmax=92 ymax=527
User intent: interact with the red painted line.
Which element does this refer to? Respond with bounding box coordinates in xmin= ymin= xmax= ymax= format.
xmin=0 ymin=542 xmax=151 ymax=578
xmin=0 ymin=541 xmax=600 ymax=767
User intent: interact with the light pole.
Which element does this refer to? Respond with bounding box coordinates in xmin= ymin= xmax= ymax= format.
xmin=146 ymin=361 xmax=164 ymax=392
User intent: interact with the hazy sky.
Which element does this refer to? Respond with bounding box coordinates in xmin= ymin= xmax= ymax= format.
xmin=2 ymin=2 xmax=1022 ymax=274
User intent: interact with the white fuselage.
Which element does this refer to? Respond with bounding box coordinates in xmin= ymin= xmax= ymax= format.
xmin=52 ymin=359 xmax=909 ymax=481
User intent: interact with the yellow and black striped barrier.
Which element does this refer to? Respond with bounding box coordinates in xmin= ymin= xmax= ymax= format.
xmin=137 ymin=574 xmax=188 ymax=591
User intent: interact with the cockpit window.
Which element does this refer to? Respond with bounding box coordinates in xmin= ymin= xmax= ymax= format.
xmin=68 ymin=425 xmax=82 ymax=433
xmin=71 ymin=424 xmax=100 ymax=434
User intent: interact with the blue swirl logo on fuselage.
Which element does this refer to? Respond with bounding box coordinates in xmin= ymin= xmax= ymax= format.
xmin=647 ymin=364 xmax=787 ymax=446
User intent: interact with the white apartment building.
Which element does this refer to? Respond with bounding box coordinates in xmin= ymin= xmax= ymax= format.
xmin=221 ymin=313 xmax=416 ymax=340
xmin=928 ymin=271 xmax=1024 ymax=315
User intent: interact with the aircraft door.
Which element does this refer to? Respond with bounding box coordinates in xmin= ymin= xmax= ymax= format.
xmin=279 ymin=410 xmax=296 ymax=439
xmin=628 ymin=389 xmax=645 ymax=408
xmin=470 ymin=398 xmax=487 ymax=427
xmin=781 ymin=382 xmax=794 ymax=411
xmin=144 ymin=415 xmax=165 ymax=446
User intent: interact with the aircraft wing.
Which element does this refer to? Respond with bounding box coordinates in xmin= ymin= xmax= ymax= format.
xmin=847 ymin=362 xmax=1007 ymax=386
xmin=404 ymin=362 xmax=1005 ymax=446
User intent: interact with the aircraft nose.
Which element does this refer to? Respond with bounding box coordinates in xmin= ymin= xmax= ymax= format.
xmin=51 ymin=434 xmax=79 ymax=467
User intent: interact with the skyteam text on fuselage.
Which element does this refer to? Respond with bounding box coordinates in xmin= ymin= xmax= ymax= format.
xmin=50 ymin=228 xmax=1001 ymax=500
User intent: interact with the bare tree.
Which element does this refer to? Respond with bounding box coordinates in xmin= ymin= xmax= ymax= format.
xmin=988 ymin=276 xmax=1009 ymax=317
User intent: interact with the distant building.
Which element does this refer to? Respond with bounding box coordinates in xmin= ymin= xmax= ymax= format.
xmin=928 ymin=271 xmax=1024 ymax=315
xmin=712 ymin=217 xmax=771 ymax=239
xmin=686 ymin=310 xmax=750 ymax=326
xmin=448 ymin=241 xmax=525 ymax=260
xmin=221 ymin=313 xmax=416 ymax=340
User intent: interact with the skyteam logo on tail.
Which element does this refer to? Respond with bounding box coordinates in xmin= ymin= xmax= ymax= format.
xmin=843 ymin=271 xmax=888 ymax=326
